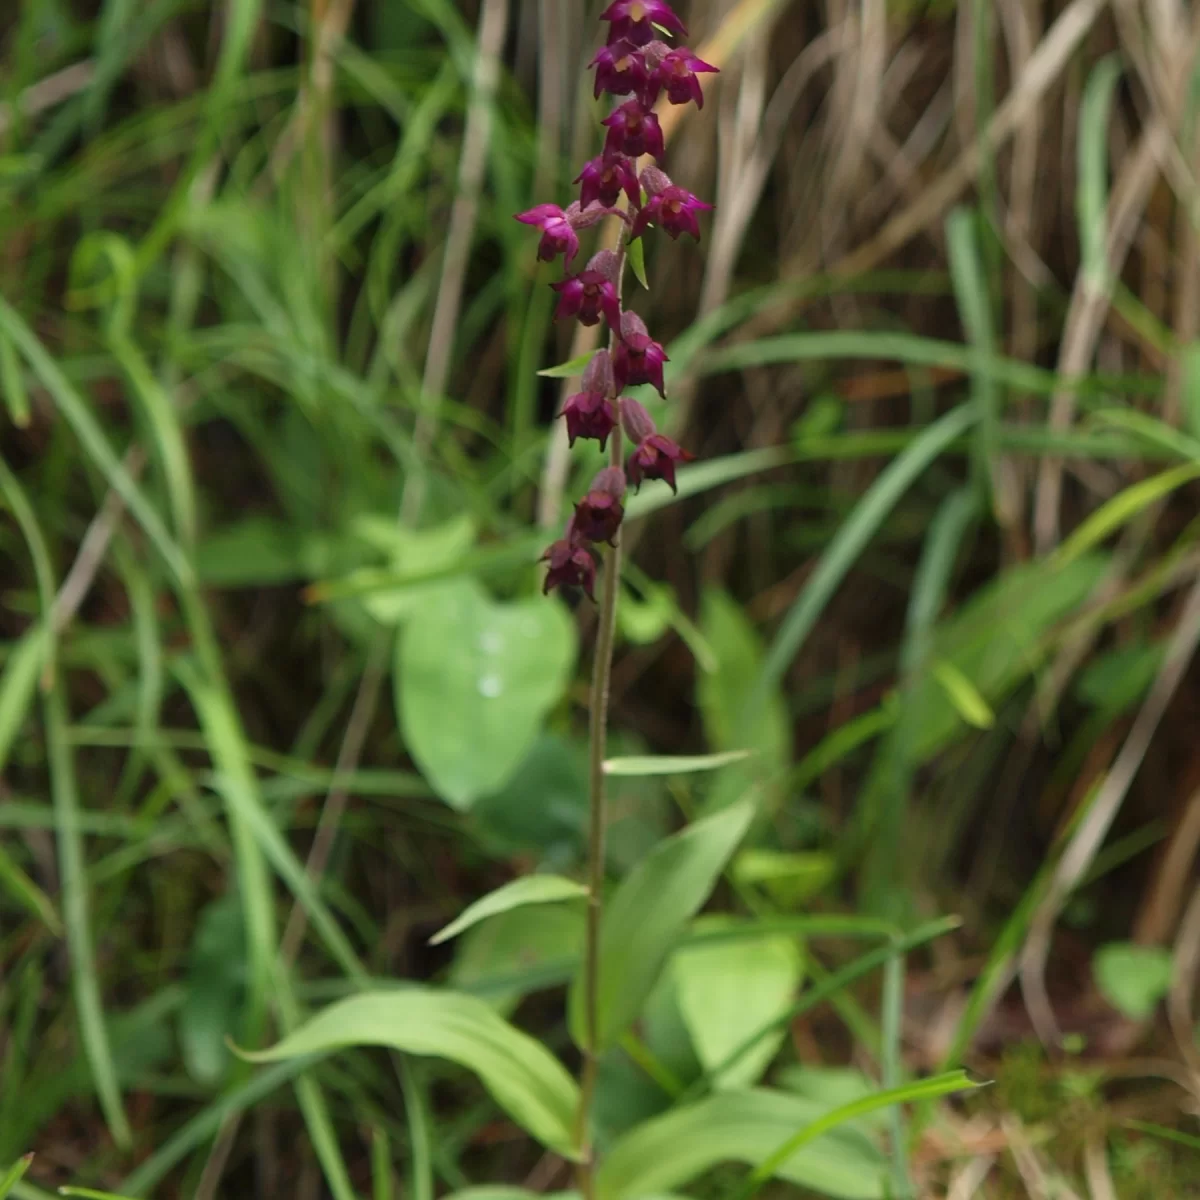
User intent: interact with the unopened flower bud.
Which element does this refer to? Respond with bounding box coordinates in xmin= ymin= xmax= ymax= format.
xmin=581 ymin=348 xmax=615 ymax=396
xmin=638 ymin=165 xmax=672 ymax=197
xmin=620 ymin=397 xmax=656 ymax=443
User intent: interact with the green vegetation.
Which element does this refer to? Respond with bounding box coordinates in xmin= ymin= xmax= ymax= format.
xmin=2 ymin=1 xmax=1200 ymax=1197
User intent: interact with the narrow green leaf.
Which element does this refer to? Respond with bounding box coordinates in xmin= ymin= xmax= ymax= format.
xmin=761 ymin=404 xmax=978 ymax=689
xmin=0 ymin=330 xmax=30 ymax=427
xmin=45 ymin=684 xmax=131 ymax=1148
xmin=58 ymin=1189 xmax=140 ymax=1200
xmin=930 ymin=660 xmax=995 ymax=730
xmin=0 ymin=629 xmax=47 ymax=775
xmin=538 ymin=351 xmax=595 ymax=378
xmin=627 ymin=236 xmax=648 ymax=289
xmin=569 ymin=798 xmax=756 ymax=1049
xmin=0 ymin=1155 xmax=33 ymax=1200
xmin=602 ymin=750 xmax=752 ymax=777
xmin=429 ymin=875 xmax=587 ymax=945
xmin=732 ymin=1072 xmax=980 ymax=1200
xmin=0 ymin=841 xmax=62 ymax=934
xmin=1077 ymin=56 xmax=1123 ymax=286
xmin=1090 ymin=408 xmax=1200 ymax=462
xmin=1181 ymin=343 xmax=1200 ymax=440
xmin=237 ymin=989 xmax=580 ymax=1157
xmin=1124 ymin=1120 xmax=1200 ymax=1153
xmin=1057 ymin=463 xmax=1200 ymax=565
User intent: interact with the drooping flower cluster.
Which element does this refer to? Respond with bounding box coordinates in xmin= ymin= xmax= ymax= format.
xmin=516 ymin=0 xmax=715 ymax=600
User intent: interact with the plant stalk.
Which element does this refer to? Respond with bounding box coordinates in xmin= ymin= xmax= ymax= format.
xmin=576 ymin=233 xmax=629 ymax=1197
xmin=576 ymin=424 xmax=623 ymax=1198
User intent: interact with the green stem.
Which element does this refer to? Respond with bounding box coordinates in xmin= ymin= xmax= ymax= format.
xmin=575 ymin=228 xmax=628 ymax=1198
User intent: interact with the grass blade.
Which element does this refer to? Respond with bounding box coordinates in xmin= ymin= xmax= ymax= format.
xmin=760 ymin=404 xmax=978 ymax=690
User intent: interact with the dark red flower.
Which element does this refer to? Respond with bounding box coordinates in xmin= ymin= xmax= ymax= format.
xmin=627 ymin=433 xmax=694 ymax=493
xmin=590 ymin=40 xmax=648 ymax=98
xmin=514 ymin=204 xmax=579 ymax=264
xmin=631 ymin=183 xmax=712 ymax=241
xmin=613 ymin=312 xmax=669 ymax=397
xmin=600 ymin=0 xmax=686 ymax=47
xmin=645 ymin=47 xmax=718 ymax=108
xmin=602 ymin=100 xmax=665 ymax=160
xmin=551 ymin=270 xmax=621 ymax=330
xmin=573 ymin=466 xmax=627 ymax=545
xmin=576 ymin=153 xmax=641 ymax=210
xmin=542 ymin=535 xmax=597 ymax=600
xmin=561 ymin=391 xmax=619 ymax=450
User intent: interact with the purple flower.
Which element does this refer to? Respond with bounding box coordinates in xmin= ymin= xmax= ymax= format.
xmin=590 ymin=40 xmax=648 ymax=98
xmin=551 ymin=269 xmax=621 ymax=330
xmin=514 ymin=204 xmax=579 ymax=264
xmin=542 ymin=534 xmax=597 ymax=600
xmin=576 ymin=153 xmax=641 ymax=210
xmin=646 ymin=47 xmax=718 ymax=108
xmin=627 ymin=433 xmax=694 ymax=493
xmin=602 ymin=101 xmax=665 ymax=161
xmin=631 ymin=183 xmax=712 ymax=241
xmin=613 ymin=312 xmax=669 ymax=397
xmin=600 ymin=0 xmax=686 ymax=47
xmin=561 ymin=391 xmax=619 ymax=450
xmin=573 ymin=466 xmax=627 ymax=545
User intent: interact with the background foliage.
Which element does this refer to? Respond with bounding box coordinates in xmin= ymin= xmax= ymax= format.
xmin=3 ymin=0 xmax=1200 ymax=1196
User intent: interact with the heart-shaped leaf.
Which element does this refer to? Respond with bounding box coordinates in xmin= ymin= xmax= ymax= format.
xmin=397 ymin=581 xmax=576 ymax=808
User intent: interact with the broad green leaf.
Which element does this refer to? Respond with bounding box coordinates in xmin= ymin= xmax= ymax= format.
xmin=1093 ymin=943 xmax=1173 ymax=1020
xmin=570 ymin=798 xmax=755 ymax=1049
xmin=238 ymin=989 xmax=580 ymax=1156
xmin=430 ymin=875 xmax=587 ymax=945
xmin=470 ymin=734 xmax=588 ymax=861
xmin=179 ymin=894 xmax=245 ymax=1086
xmin=0 ymin=1156 xmax=32 ymax=1200
xmin=732 ymin=850 xmax=836 ymax=909
xmin=930 ymin=660 xmax=995 ymax=729
xmin=603 ymin=750 xmax=752 ymax=777
xmin=362 ymin=515 xmax=477 ymax=624
xmin=595 ymin=1088 xmax=888 ymax=1200
xmin=397 ymin=580 xmax=576 ymax=809
xmin=697 ymin=590 xmax=789 ymax=811
xmin=450 ymin=904 xmax=583 ymax=1012
xmin=672 ymin=918 xmax=803 ymax=1089
xmin=627 ymin=236 xmax=648 ymax=289
xmin=1075 ymin=643 xmax=1163 ymax=710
